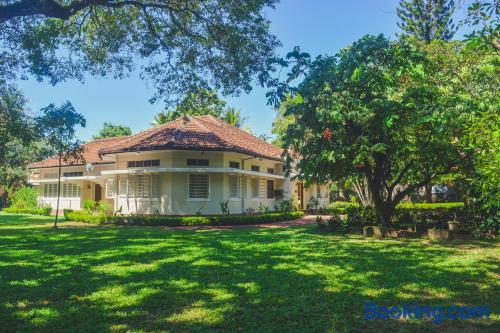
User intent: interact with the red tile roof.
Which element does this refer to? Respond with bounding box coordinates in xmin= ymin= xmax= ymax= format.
xmin=100 ymin=115 xmax=283 ymax=161
xmin=28 ymin=136 xmax=128 ymax=169
xmin=28 ymin=116 xmax=283 ymax=169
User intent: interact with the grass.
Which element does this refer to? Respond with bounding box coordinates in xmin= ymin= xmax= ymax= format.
xmin=0 ymin=213 xmax=498 ymax=333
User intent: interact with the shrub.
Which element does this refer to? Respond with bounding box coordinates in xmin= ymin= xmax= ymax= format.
xmin=219 ymin=200 xmax=230 ymax=215
xmin=63 ymin=209 xmax=74 ymax=219
xmin=97 ymin=201 xmax=113 ymax=215
xmin=65 ymin=211 xmax=304 ymax=226
xmin=83 ymin=199 xmax=97 ymax=213
xmin=10 ymin=186 xmax=38 ymax=209
xmin=345 ymin=202 xmax=475 ymax=230
xmin=3 ymin=206 xmax=52 ymax=216
xmin=328 ymin=201 xmax=359 ymax=214
xmin=65 ymin=210 xmax=110 ymax=224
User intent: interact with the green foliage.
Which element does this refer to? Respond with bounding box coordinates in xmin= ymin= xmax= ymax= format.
xmin=65 ymin=210 xmax=111 ymax=225
xmin=397 ymin=0 xmax=458 ymax=42
xmin=3 ymin=206 xmax=52 ymax=216
xmin=150 ymin=111 xmax=171 ymax=126
xmin=65 ymin=211 xmax=305 ymax=226
xmin=0 ymin=84 xmax=53 ymax=207
xmin=461 ymin=0 xmax=499 ymax=50
xmin=93 ymin=122 xmax=131 ymax=139
xmin=168 ymin=88 xmax=226 ymax=120
xmin=219 ymin=200 xmax=230 ymax=215
xmin=327 ymin=201 xmax=359 ymax=214
xmin=83 ymin=199 xmax=97 ymax=213
xmin=96 ymin=201 xmax=113 ymax=216
xmin=276 ymin=35 xmax=495 ymax=227
xmin=10 ymin=186 xmax=38 ymax=209
xmin=271 ymin=95 xmax=299 ymax=147
xmin=0 ymin=1 xmax=280 ymax=105
xmin=222 ymin=107 xmax=247 ymax=128
xmin=276 ymin=199 xmax=293 ymax=212
xmin=63 ymin=209 xmax=73 ymax=220
xmin=258 ymin=203 xmax=270 ymax=213
xmin=344 ymin=203 xmax=484 ymax=232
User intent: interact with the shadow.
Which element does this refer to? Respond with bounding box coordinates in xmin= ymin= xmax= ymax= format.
xmin=0 ymin=214 xmax=498 ymax=332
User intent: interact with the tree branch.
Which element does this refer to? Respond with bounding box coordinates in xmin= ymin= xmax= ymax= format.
xmin=0 ymin=0 xmax=177 ymax=24
xmin=0 ymin=0 xmax=101 ymax=23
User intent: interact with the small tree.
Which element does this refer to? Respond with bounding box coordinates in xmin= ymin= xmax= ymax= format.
xmin=93 ymin=122 xmax=131 ymax=139
xmin=397 ymin=0 xmax=458 ymax=42
xmin=37 ymin=102 xmax=86 ymax=228
xmin=222 ymin=107 xmax=247 ymax=128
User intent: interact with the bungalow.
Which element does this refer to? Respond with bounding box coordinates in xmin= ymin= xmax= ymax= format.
xmin=28 ymin=115 xmax=329 ymax=215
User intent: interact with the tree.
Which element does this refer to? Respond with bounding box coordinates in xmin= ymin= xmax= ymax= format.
xmin=173 ymin=88 xmax=226 ymax=118
xmin=150 ymin=111 xmax=171 ymax=126
xmin=461 ymin=0 xmax=499 ymax=51
xmin=37 ymin=102 xmax=86 ymax=228
xmin=222 ymin=107 xmax=247 ymax=128
xmin=151 ymin=87 xmax=226 ymax=124
xmin=0 ymin=84 xmax=50 ymax=206
xmin=93 ymin=122 xmax=131 ymax=139
xmin=279 ymin=35 xmax=474 ymax=227
xmin=0 ymin=0 xmax=280 ymax=103
xmin=397 ymin=0 xmax=458 ymax=42
xmin=271 ymin=95 xmax=299 ymax=147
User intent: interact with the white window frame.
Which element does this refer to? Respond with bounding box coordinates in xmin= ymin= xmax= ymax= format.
xmin=229 ymin=175 xmax=241 ymax=199
xmin=105 ymin=179 xmax=114 ymax=198
xmin=251 ymin=177 xmax=260 ymax=199
xmin=62 ymin=183 xmax=80 ymax=198
xmin=316 ymin=186 xmax=321 ymax=199
xmin=43 ymin=183 xmax=58 ymax=198
xmin=118 ymin=175 xmax=159 ymax=199
xmin=188 ymin=174 xmax=210 ymax=200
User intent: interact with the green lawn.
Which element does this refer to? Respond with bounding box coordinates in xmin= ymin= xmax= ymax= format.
xmin=0 ymin=213 xmax=498 ymax=333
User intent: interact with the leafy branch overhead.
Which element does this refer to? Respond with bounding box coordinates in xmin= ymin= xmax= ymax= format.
xmin=0 ymin=0 xmax=280 ymax=104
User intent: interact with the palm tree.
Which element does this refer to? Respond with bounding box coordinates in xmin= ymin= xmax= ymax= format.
xmin=223 ymin=107 xmax=247 ymax=128
xmin=150 ymin=111 xmax=170 ymax=126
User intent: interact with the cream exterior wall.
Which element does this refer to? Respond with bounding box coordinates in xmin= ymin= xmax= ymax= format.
xmin=30 ymin=149 xmax=329 ymax=215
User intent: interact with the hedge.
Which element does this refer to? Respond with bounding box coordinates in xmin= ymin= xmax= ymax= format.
xmin=345 ymin=202 xmax=472 ymax=230
xmin=327 ymin=201 xmax=359 ymax=214
xmin=65 ymin=211 xmax=305 ymax=226
xmin=65 ymin=210 xmax=111 ymax=224
xmin=2 ymin=206 xmax=52 ymax=216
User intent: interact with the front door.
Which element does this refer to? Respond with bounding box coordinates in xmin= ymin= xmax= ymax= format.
xmin=94 ymin=184 xmax=102 ymax=201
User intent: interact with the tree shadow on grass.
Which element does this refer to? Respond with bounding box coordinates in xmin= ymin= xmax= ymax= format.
xmin=0 ymin=220 xmax=498 ymax=333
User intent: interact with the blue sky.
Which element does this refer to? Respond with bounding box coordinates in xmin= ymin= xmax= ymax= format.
xmin=16 ymin=0 xmax=472 ymax=141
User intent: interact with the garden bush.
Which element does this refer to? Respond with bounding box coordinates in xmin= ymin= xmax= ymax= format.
xmin=327 ymin=201 xmax=359 ymax=214
xmin=65 ymin=211 xmax=304 ymax=226
xmin=65 ymin=210 xmax=111 ymax=224
xmin=10 ymin=186 xmax=38 ymax=209
xmin=3 ymin=206 xmax=52 ymax=216
xmin=345 ymin=202 xmax=473 ymax=230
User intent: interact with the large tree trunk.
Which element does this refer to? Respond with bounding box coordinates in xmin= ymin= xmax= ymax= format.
xmin=373 ymin=198 xmax=395 ymax=228
xmin=424 ymin=184 xmax=432 ymax=203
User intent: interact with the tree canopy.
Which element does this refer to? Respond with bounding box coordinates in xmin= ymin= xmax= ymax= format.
xmin=151 ymin=87 xmax=228 ymax=125
xmin=397 ymin=0 xmax=458 ymax=42
xmin=0 ymin=0 xmax=280 ymax=104
xmin=278 ymin=35 xmax=492 ymax=226
xmin=93 ymin=122 xmax=132 ymax=139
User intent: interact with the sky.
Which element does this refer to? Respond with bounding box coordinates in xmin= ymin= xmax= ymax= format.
xmin=15 ymin=0 xmax=473 ymax=141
